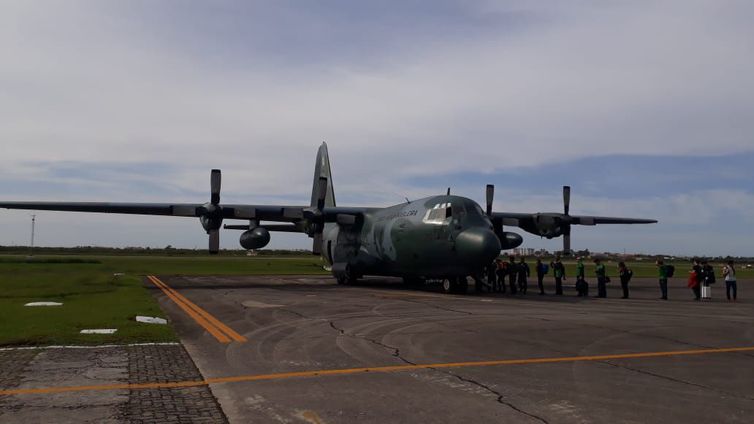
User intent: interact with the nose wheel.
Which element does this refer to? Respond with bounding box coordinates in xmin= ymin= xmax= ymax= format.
xmin=473 ymin=264 xmax=496 ymax=293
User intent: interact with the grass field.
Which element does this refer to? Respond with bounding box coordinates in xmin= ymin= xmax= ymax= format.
xmin=0 ymin=255 xmax=327 ymax=346
xmin=1 ymin=254 xmax=749 ymax=346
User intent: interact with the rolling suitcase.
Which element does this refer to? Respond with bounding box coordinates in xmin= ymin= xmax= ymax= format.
xmin=701 ymin=285 xmax=711 ymax=300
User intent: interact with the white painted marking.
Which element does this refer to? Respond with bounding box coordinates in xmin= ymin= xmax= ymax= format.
xmin=135 ymin=316 xmax=167 ymax=325
xmin=0 ymin=342 xmax=180 ymax=352
xmin=24 ymin=302 xmax=63 ymax=307
xmin=480 ymin=299 xmax=494 ymax=302
xmin=80 ymin=329 xmax=118 ymax=334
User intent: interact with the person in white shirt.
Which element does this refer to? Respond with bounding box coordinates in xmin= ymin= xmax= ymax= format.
xmin=723 ymin=260 xmax=737 ymax=302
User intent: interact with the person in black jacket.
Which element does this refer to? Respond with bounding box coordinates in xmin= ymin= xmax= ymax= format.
xmin=495 ymin=259 xmax=506 ymax=293
xmin=508 ymin=255 xmax=518 ymax=294
xmin=618 ymin=261 xmax=632 ymax=299
xmin=535 ymin=258 xmax=547 ymax=295
xmin=517 ymin=256 xmax=530 ymax=294
xmin=700 ymin=259 xmax=715 ymax=300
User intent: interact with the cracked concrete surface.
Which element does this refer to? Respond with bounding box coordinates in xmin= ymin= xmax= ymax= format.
xmin=155 ymin=275 xmax=754 ymax=423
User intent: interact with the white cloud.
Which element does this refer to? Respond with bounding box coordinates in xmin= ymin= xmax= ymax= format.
xmin=1 ymin=1 xmax=753 ymax=254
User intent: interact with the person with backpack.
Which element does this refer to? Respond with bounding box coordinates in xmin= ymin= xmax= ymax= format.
xmin=576 ymin=257 xmax=586 ymax=280
xmin=552 ymin=256 xmax=566 ymax=295
xmin=535 ymin=258 xmax=548 ymax=295
xmin=618 ymin=261 xmax=633 ymax=299
xmin=517 ymin=256 xmax=530 ymax=294
xmin=723 ymin=260 xmax=737 ymax=302
xmin=594 ymin=258 xmax=608 ymax=298
xmin=656 ymin=259 xmax=669 ymax=300
xmin=700 ymin=259 xmax=715 ymax=300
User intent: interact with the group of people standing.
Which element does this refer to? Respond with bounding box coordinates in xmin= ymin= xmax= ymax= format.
xmin=489 ymin=255 xmax=622 ymax=297
xmin=492 ymin=255 xmax=531 ymax=294
xmin=487 ymin=256 xmax=741 ymax=301
xmin=673 ymin=258 xmax=738 ymax=302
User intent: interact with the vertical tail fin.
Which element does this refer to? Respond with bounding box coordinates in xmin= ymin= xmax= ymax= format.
xmin=311 ymin=142 xmax=336 ymax=208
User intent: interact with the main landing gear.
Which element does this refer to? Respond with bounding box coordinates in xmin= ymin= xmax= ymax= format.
xmin=334 ymin=263 xmax=358 ymax=285
xmin=441 ymin=276 xmax=469 ymax=294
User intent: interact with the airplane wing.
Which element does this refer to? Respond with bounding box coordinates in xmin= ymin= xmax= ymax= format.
xmin=0 ymin=145 xmax=366 ymax=254
xmin=483 ymin=185 xmax=657 ymax=253
xmin=0 ymin=199 xmax=370 ymax=251
xmin=492 ymin=212 xmax=657 ymax=227
xmin=568 ymin=216 xmax=657 ymax=225
xmin=0 ymin=201 xmax=304 ymax=221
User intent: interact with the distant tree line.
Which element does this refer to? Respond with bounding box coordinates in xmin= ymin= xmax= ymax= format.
xmin=0 ymin=245 xmax=314 ymax=257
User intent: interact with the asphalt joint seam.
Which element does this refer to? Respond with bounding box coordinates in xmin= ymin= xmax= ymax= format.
xmin=394 ymin=297 xmax=474 ymax=315
xmin=328 ymin=321 xmax=415 ymax=365
xmin=439 ymin=370 xmax=550 ymax=424
xmin=599 ymin=360 xmax=754 ymax=402
xmin=327 ymin=320 xmax=549 ymax=422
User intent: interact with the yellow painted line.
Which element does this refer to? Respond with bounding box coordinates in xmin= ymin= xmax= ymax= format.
xmin=147 ymin=275 xmax=230 ymax=343
xmin=148 ymin=276 xmax=246 ymax=343
xmin=2 ymin=346 xmax=752 ymax=396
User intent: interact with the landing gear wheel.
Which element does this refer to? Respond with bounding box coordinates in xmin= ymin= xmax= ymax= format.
xmin=336 ymin=265 xmax=357 ymax=285
xmin=442 ymin=277 xmax=455 ymax=294
xmin=442 ymin=277 xmax=467 ymax=294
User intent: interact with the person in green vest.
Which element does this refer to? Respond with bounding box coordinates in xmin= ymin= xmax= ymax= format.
xmin=657 ymin=259 xmax=668 ymax=300
xmin=595 ymin=258 xmax=608 ymax=298
xmin=551 ymin=256 xmax=566 ymax=295
xmin=576 ymin=257 xmax=585 ymax=280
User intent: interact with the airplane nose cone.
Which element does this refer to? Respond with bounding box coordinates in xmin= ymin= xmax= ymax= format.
xmin=455 ymin=227 xmax=501 ymax=265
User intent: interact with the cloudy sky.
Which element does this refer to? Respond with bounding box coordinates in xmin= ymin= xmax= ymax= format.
xmin=1 ymin=1 xmax=752 ymax=256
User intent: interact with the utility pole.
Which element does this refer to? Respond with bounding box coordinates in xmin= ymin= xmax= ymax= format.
xmin=30 ymin=214 xmax=36 ymax=257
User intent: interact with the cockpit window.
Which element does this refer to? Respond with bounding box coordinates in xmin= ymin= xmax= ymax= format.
xmin=423 ymin=202 xmax=452 ymax=225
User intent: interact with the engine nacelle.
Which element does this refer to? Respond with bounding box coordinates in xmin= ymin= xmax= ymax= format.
xmin=239 ymin=227 xmax=271 ymax=250
xmin=531 ymin=213 xmax=565 ymax=238
xmin=497 ymin=231 xmax=524 ymax=250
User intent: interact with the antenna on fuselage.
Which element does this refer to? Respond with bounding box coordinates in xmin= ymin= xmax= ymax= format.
xmin=405 ymin=197 xmax=410 ymax=203
xmin=446 ymin=187 xmax=450 ymax=195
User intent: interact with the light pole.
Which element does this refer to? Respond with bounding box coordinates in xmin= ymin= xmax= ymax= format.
xmin=30 ymin=214 xmax=36 ymax=257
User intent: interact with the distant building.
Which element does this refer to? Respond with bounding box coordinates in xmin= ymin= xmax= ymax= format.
xmin=513 ymin=247 xmax=535 ymax=256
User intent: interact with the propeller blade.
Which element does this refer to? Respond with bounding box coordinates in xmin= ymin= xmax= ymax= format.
xmin=563 ymin=222 xmax=572 ymax=254
xmin=316 ymin=177 xmax=327 ymax=210
xmin=485 ymin=184 xmax=494 ymax=217
xmin=563 ymin=185 xmax=570 ymax=216
xmin=209 ymin=229 xmax=220 ymax=254
xmin=210 ymin=169 xmax=221 ymax=205
xmin=312 ymin=233 xmax=323 ymax=255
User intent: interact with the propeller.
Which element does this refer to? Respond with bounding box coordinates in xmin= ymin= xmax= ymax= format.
xmin=562 ymin=185 xmax=572 ymax=255
xmin=199 ymin=169 xmax=223 ymax=254
xmin=485 ymin=184 xmax=494 ymax=217
xmin=305 ymin=176 xmax=328 ymax=255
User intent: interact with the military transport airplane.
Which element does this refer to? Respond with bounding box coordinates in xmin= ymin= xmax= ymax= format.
xmin=0 ymin=143 xmax=656 ymax=293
